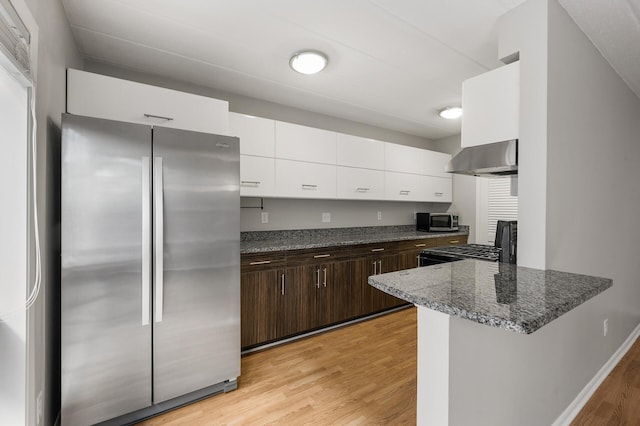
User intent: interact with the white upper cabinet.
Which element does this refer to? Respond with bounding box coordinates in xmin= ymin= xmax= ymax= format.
xmin=384 ymin=172 xmax=424 ymax=202
xmin=384 ymin=143 xmax=425 ymax=175
xmin=423 ymin=150 xmax=452 ymax=179
xmin=336 ymin=134 xmax=385 ymax=170
xmin=423 ymin=176 xmax=453 ymax=202
xmin=337 ymin=167 xmax=384 ymax=200
xmin=275 ymin=121 xmax=337 ymax=164
xmin=229 ymin=112 xmax=275 ymax=157
xmin=275 ymin=159 xmax=336 ymax=199
xmin=240 ymin=155 xmax=275 ymax=197
xmin=461 ymin=61 xmax=519 ymax=148
xmin=66 ymin=69 xmax=229 ymax=135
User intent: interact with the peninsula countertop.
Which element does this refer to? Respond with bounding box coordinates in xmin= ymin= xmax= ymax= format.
xmin=368 ymin=259 xmax=612 ymax=334
xmin=240 ymin=225 xmax=469 ymax=254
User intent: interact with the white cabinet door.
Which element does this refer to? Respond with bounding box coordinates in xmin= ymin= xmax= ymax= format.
xmin=67 ymin=69 xmax=229 ymax=135
xmin=275 ymin=121 xmax=336 ymax=164
xmin=384 ymin=172 xmax=423 ymax=201
xmin=275 ymin=159 xmax=336 ymax=199
xmin=423 ymin=150 xmax=452 ymax=179
xmin=337 ymin=133 xmax=385 ymax=170
xmin=240 ymin=155 xmax=275 ymax=197
xmin=337 ymin=167 xmax=385 ymax=200
xmin=229 ymin=112 xmax=275 ymax=157
xmin=461 ymin=61 xmax=519 ymax=148
xmin=384 ymin=143 xmax=425 ymax=175
xmin=423 ymin=176 xmax=453 ymax=202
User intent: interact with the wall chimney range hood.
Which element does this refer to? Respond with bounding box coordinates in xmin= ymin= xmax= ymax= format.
xmin=445 ymin=139 xmax=518 ymax=177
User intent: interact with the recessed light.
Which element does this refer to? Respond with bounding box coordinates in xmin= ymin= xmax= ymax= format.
xmin=289 ymin=51 xmax=328 ymax=75
xmin=438 ymin=107 xmax=463 ymax=119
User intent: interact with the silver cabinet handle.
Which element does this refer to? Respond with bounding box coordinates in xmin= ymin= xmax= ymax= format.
xmin=144 ymin=113 xmax=173 ymax=121
xmin=435 ymin=192 xmax=444 ymax=196
xmin=378 ymin=260 xmax=382 ymax=274
xmin=400 ymin=190 xmax=411 ymax=195
xmin=154 ymin=157 xmax=164 ymax=323
xmin=415 ymin=243 xmax=426 ymax=248
xmin=449 ymin=240 xmax=459 ymax=244
xmin=141 ymin=156 xmax=151 ymax=326
xmin=313 ymin=254 xmax=331 ymax=259
xmin=316 ymin=268 xmax=320 ymax=289
xmin=356 ymin=187 xmax=370 ymax=192
xmin=371 ymin=248 xmax=385 ymax=252
xmin=373 ymin=261 xmax=377 ymax=275
xmin=281 ymin=273 xmax=285 ymax=296
xmin=302 ymin=184 xmax=318 ymax=189
xmin=323 ymin=268 xmax=327 ymax=287
xmin=249 ymin=260 xmax=271 ymax=265
xmin=416 ymin=255 xmax=420 ymax=267
xmin=241 ymin=180 xmax=261 ymax=186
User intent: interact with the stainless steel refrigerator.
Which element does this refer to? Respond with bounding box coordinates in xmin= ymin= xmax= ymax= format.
xmin=61 ymin=113 xmax=240 ymax=425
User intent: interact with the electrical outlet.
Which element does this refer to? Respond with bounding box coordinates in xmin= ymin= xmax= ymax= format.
xmin=603 ymin=318 xmax=608 ymax=336
xmin=413 ymin=211 xmax=417 ymax=220
xmin=322 ymin=212 xmax=331 ymax=223
xmin=261 ymin=212 xmax=269 ymax=224
xmin=377 ymin=211 xmax=382 ymax=221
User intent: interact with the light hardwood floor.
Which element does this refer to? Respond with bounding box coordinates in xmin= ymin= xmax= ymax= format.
xmin=140 ymin=308 xmax=639 ymax=425
xmin=140 ymin=308 xmax=417 ymax=425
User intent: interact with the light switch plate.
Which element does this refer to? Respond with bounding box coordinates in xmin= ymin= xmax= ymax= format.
xmin=261 ymin=212 xmax=269 ymax=224
xmin=322 ymin=212 xmax=331 ymax=223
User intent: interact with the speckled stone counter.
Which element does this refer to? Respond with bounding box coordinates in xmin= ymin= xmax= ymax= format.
xmin=240 ymin=225 xmax=469 ymax=254
xmin=368 ymin=259 xmax=612 ymax=334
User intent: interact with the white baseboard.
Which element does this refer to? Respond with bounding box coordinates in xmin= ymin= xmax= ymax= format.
xmin=553 ymin=322 xmax=640 ymax=426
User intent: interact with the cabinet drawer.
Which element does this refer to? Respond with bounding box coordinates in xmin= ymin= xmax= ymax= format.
xmin=275 ymin=121 xmax=336 ymax=164
xmin=336 ymin=167 xmax=384 ymax=200
xmin=348 ymin=241 xmax=399 ymax=258
xmin=384 ymin=172 xmax=423 ymax=201
xmin=286 ymin=247 xmax=353 ymax=266
xmin=397 ymin=238 xmax=438 ymax=252
xmin=275 ymin=159 xmax=336 ymax=199
xmin=240 ymin=155 xmax=275 ymax=197
xmin=435 ymin=236 xmax=468 ymax=246
xmin=230 ymin=112 xmax=275 ymax=157
xmin=336 ymin=134 xmax=384 ymax=170
xmin=241 ymin=252 xmax=286 ymax=271
xmin=67 ymin=69 xmax=228 ymax=135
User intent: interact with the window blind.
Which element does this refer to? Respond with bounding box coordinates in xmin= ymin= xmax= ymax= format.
xmin=0 ymin=0 xmax=31 ymax=85
xmin=487 ymin=177 xmax=518 ymax=243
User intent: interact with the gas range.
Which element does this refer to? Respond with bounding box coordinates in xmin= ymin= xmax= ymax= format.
xmin=419 ymin=244 xmax=502 ymax=266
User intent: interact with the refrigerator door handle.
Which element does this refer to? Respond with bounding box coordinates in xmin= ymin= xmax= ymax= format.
xmin=154 ymin=157 xmax=164 ymax=323
xmin=142 ymin=156 xmax=151 ymax=326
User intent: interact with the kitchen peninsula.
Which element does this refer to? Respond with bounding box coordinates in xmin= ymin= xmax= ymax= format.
xmin=369 ymin=261 xmax=612 ymax=425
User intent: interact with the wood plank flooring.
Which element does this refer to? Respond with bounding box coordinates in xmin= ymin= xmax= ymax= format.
xmin=139 ymin=308 xmax=639 ymax=426
xmin=140 ymin=308 xmax=417 ymax=425
xmin=571 ymin=336 xmax=640 ymax=426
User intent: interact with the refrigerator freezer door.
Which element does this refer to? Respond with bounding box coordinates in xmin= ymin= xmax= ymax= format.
xmin=61 ymin=114 xmax=153 ymax=425
xmin=152 ymin=127 xmax=240 ymax=403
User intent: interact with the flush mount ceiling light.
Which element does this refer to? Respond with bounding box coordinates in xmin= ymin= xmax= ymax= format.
xmin=289 ymin=50 xmax=328 ymax=75
xmin=438 ymin=106 xmax=463 ymax=119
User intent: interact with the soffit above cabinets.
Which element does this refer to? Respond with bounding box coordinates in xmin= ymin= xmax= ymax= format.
xmin=62 ymin=0 xmax=525 ymax=140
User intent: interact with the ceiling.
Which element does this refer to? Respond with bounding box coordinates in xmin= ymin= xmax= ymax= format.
xmin=61 ymin=0 xmax=639 ymax=141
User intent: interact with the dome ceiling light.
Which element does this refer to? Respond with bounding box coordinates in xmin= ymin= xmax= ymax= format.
xmin=438 ymin=106 xmax=463 ymax=119
xmin=289 ymin=51 xmax=328 ymax=75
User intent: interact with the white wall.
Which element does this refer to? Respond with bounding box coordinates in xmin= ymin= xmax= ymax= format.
xmin=20 ymin=0 xmax=83 ymax=424
xmin=460 ymin=0 xmax=640 ymax=423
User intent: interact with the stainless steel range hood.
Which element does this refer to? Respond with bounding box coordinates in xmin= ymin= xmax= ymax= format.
xmin=445 ymin=139 xmax=518 ymax=177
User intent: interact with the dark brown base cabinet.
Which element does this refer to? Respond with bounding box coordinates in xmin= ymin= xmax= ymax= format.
xmin=240 ymin=235 xmax=468 ymax=350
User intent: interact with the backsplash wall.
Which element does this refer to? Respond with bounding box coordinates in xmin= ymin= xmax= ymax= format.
xmin=240 ymin=198 xmax=450 ymax=231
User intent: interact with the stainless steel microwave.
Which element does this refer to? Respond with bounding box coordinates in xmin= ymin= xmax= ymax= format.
xmin=417 ymin=213 xmax=459 ymax=232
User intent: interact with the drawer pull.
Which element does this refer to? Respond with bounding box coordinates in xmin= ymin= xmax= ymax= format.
xmin=435 ymin=192 xmax=444 ymax=196
xmin=143 ymin=113 xmax=174 ymax=121
xmin=449 ymin=240 xmax=459 ymax=244
xmin=371 ymin=248 xmax=385 ymax=252
xmin=356 ymin=187 xmax=370 ymax=192
xmin=249 ymin=260 xmax=271 ymax=265
xmin=313 ymin=254 xmax=331 ymax=259
xmin=399 ymin=190 xmax=410 ymax=195
xmin=415 ymin=243 xmax=426 ymax=247
xmin=241 ymin=180 xmax=261 ymax=185
xmin=302 ymin=184 xmax=318 ymax=189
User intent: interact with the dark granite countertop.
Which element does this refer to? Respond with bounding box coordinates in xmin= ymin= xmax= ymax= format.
xmin=368 ymin=259 xmax=612 ymax=334
xmin=240 ymin=225 xmax=469 ymax=254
